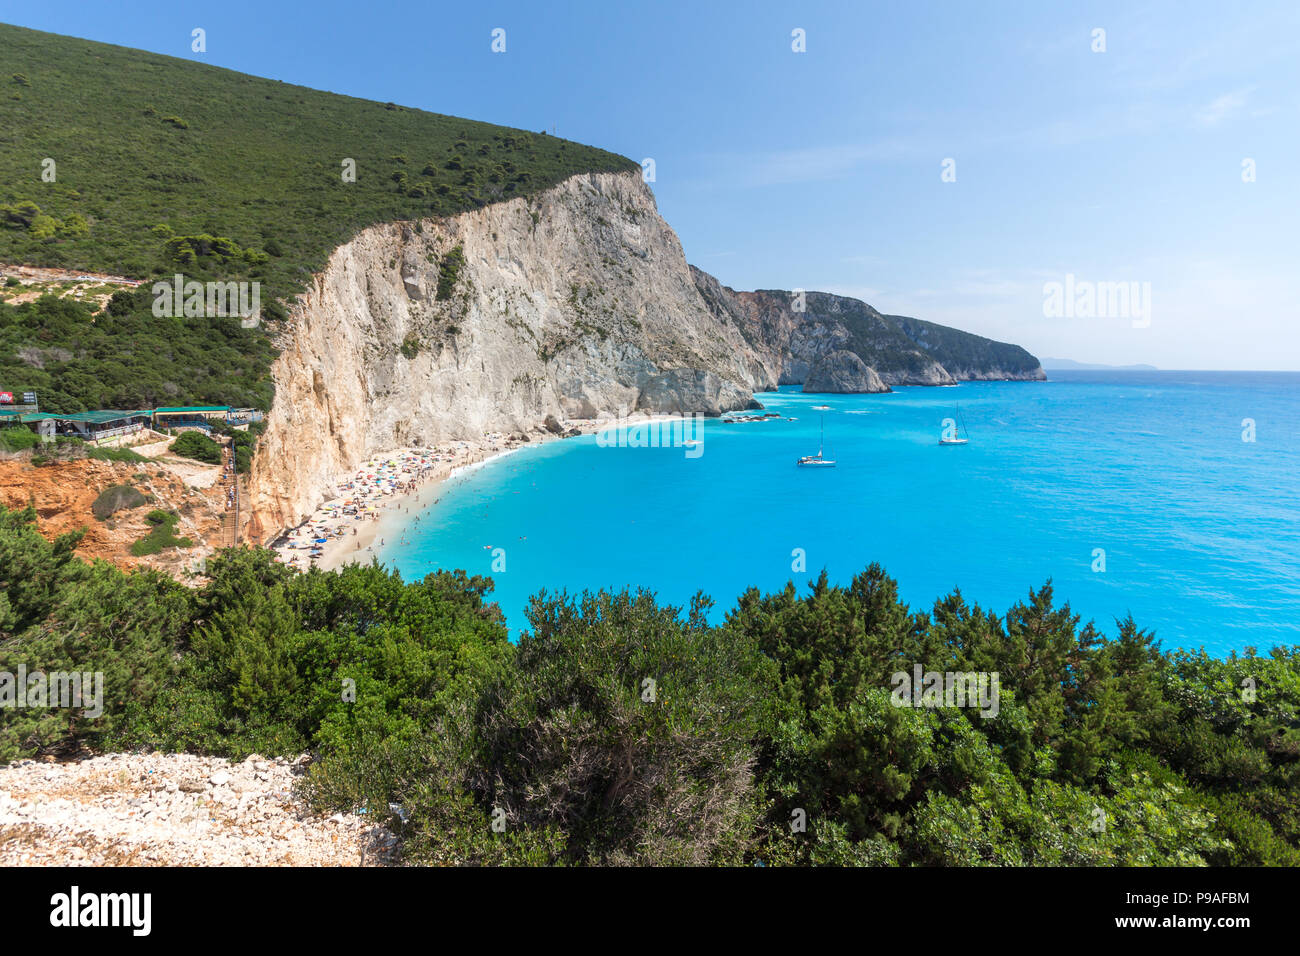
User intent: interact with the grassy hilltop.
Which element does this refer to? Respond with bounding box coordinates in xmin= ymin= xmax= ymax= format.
xmin=0 ymin=22 xmax=634 ymax=295
xmin=0 ymin=23 xmax=633 ymax=413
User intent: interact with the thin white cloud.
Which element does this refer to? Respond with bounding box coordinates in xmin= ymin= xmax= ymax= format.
xmin=706 ymin=139 xmax=918 ymax=188
xmin=1194 ymin=88 xmax=1251 ymax=127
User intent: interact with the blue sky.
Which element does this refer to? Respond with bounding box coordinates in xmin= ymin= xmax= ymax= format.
xmin=4 ymin=0 xmax=1298 ymax=368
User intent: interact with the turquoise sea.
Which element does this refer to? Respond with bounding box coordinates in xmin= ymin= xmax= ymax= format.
xmin=378 ymin=371 xmax=1300 ymax=655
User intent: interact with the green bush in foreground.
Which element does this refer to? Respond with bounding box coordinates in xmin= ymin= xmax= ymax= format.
xmin=412 ymin=589 xmax=777 ymax=866
xmin=0 ymin=503 xmax=1296 ymax=866
xmin=0 ymin=507 xmax=189 ymax=759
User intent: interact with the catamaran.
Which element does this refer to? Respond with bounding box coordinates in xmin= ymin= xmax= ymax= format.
xmin=797 ymin=406 xmax=836 ymax=467
xmin=939 ymin=403 xmax=970 ymax=445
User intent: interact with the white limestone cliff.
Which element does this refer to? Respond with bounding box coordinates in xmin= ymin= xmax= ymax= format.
xmin=243 ymin=170 xmax=768 ymax=542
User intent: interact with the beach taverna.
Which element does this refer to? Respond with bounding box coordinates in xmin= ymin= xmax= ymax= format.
xmin=0 ymin=408 xmax=153 ymax=442
xmin=152 ymin=406 xmax=231 ymax=431
xmin=0 ymin=402 xmax=259 ymax=444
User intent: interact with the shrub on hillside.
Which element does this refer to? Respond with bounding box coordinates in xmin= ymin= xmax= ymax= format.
xmin=209 ymin=419 xmax=261 ymax=474
xmin=0 ymin=427 xmax=38 ymax=452
xmin=91 ymin=483 xmax=146 ymax=520
xmin=129 ymin=509 xmax=191 ymax=557
xmin=436 ymin=244 xmax=465 ymax=301
xmin=169 ymin=430 xmax=222 ymax=464
xmin=0 ymin=506 xmax=190 ymax=762
xmin=86 ymin=446 xmax=148 ymax=464
xmin=0 ymin=294 xmax=277 ymax=411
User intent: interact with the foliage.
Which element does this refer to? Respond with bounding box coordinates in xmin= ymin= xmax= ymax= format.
xmin=452 ymin=589 xmax=775 ymax=865
xmin=0 ymin=23 xmax=633 ymax=302
xmin=436 ymin=244 xmax=465 ymax=301
xmin=780 ymin=291 xmax=1041 ymax=383
xmin=91 ymin=483 xmax=146 ymax=519
xmin=129 ymin=509 xmax=192 ymax=556
xmin=0 ymin=506 xmax=190 ymax=761
xmin=209 ymin=419 xmax=262 ymax=474
xmin=169 ymin=429 xmax=222 ymax=464
xmin=0 ymin=505 xmax=1296 ymax=866
xmin=888 ymin=313 xmax=1043 ymax=377
xmin=0 ymin=293 xmax=276 ymax=412
xmin=0 ymin=426 xmax=38 ymax=452
xmin=85 ymin=445 xmax=148 ymax=464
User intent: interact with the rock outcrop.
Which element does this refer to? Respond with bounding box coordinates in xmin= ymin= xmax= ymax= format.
xmin=689 ymin=269 xmax=1044 ymax=392
xmin=0 ymin=753 xmax=395 ymax=866
xmin=244 ymin=169 xmax=1044 ymax=542
xmin=803 ymin=350 xmax=888 ymax=393
xmin=244 ymin=170 xmax=773 ymax=541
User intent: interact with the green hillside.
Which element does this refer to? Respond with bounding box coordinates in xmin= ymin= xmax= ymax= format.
xmin=0 ymin=22 xmax=634 ymax=295
xmin=790 ymin=293 xmax=1043 ymax=382
xmin=0 ymin=23 xmax=634 ymax=414
xmin=888 ymin=313 xmax=1043 ymax=376
xmin=739 ymin=286 xmax=1043 ymax=384
xmin=792 ymin=291 xmax=946 ymax=380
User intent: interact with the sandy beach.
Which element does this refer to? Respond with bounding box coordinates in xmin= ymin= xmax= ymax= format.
xmin=268 ymin=413 xmax=706 ymax=573
xmin=270 ymin=421 xmax=603 ymax=572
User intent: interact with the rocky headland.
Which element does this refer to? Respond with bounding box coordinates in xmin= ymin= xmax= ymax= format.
xmin=244 ymin=169 xmax=1044 ymax=543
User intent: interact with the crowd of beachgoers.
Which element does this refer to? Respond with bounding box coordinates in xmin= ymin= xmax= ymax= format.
xmin=271 ymin=448 xmax=445 ymax=571
xmin=271 ymin=417 xmax=692 ymax=571
xmin=268 ymin=425 xmax=596 ymax=572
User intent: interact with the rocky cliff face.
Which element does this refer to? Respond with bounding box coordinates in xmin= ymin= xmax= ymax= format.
xmin=244 ymin=170 xmax=1043 ymax=542
xmin=243 ymin=170 xmax=771 ymax=542
xmin=803 ymin=350 xmax=888 ymax=393
xmin=690 ymin=269 xmax=1045 ymax=391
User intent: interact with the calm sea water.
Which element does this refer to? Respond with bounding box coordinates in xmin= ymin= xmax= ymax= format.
xmin=379 ymin=371 xmax=1300 ymax=655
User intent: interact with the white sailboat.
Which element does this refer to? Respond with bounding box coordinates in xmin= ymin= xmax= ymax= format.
xmin=939 ymin=404 xmax=970 ymax=445
xmin=797 ymin=406 xmax=836 ymax=467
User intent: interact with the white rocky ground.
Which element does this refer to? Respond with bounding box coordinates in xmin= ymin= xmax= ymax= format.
xmin=0 ymin=753 xmax=397 ymax=866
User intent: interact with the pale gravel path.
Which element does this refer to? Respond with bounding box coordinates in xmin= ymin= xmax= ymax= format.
xmin=0 ymin=753 xmax=397 ymax=867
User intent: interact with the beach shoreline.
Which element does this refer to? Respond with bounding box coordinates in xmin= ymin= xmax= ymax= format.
xmin=269 ymin=413 xmax=703 ymax=573
xmin=270 ymin=420 xmax=599 ymax=572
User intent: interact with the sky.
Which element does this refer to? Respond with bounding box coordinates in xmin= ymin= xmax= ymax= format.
xmin=3 ymin=0 xmax=1298 ymax=369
